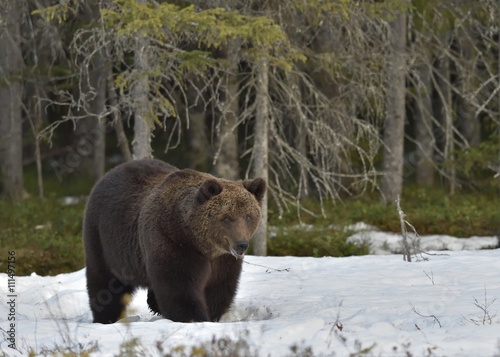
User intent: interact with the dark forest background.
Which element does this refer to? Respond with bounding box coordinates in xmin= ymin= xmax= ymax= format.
xmin=1 ymin=0 xmax=499 ymax=273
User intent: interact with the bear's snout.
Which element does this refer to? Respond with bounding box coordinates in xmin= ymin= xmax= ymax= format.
xmin=229 ymin=240 xmax=249 ymax=259
xmin=235 ymin=241 xmax=249 ymax=254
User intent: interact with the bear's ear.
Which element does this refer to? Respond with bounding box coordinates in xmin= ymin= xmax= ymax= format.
xmin=196 ymin=179 xmax=223 ymax=204
xmin=243 ymin=178 xmax=266 ymax=204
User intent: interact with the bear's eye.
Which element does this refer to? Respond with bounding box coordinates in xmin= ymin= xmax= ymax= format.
xmin=223 ymin=216 xmax=234 ymax=223
xmin=245 ymin=214 xmax=252 ymax=222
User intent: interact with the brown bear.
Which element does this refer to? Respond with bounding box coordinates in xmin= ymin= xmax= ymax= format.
xmin=83 ymin=159 xmax=266 ymax=324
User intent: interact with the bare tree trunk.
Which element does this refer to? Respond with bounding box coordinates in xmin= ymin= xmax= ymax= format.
xmin=457 ymin=100 xmax=480 ymax=148
xmin=189 ymin=110 xmax=210 ymax=170
xmin=132 ymin=30 xmax=153 ymax=160
xmin=289 ymin=73 xmax=311 ymax=200
xmin=434 ymin=32 xmax=456 ymax=194
xmin=296 ymin=119 xmax=309 ymax=200
xmin=0 ymin=1 xmax=24 ymax=202
xmin=107 ymin=64 xmax=132 ymax=162
xmin=89 ymin=49 xmax=106 ymax=181
xmin=498 ymin=0 xmax=500 ymax=189
xmin=28 ymin=93 xmax=44 ymax=199
xmin=310 ymin=17 xmax=341 ymax=100
xmin=107 ymin=66 xmax=131 ymax=162
xmin=214 ymin=40 xmax=240 ymax=179
xmin=33 ymin=121 xmax=43 ymax=199
xmin=414 ymin=50 xmax=435 ymax=187
xmin=381 ymin=9 xmax=407 ymax=203
xmin=456 ymin=30 xmax=480 ymax=148
xmin=186 ymin=77 xmax=210 ymax=171
xmin=74 ymin=62 xmax=106 ymax=182
xmin=72 ymin=1 xmax=106 ymax=181
xmin=252 ymin=58 xmax=269 ymax=256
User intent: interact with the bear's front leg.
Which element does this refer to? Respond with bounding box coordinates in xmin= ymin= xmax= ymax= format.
xmin=154 ymin=287 xmax=209 ymax=322
xmin=205 ymin=255 xmax=243 ymax=321
xmin=147 ymin=250 xmax=212 ymax=322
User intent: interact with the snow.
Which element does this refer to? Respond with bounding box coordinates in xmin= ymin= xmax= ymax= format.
xmin=1 ymin=231 xmax=500 ymax=356
xmin=347 ymin=230 xmax=499 ymax=255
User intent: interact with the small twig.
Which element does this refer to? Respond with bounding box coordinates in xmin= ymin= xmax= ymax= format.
xmin=410 ymin=302 xmax=442 ymax=328
xmin=470 ymin=287 xmax=497 ymax=325
xmin=327 ymin=301 xmax=346 ymax=348
xmin=423 ymin=270 xmax=435 ymax=285
xmin=421 ymin=251 xmax=450 ymax=257
xmin=243 ymin=260 xmax=290 ymax=273
xmin=396 ymin=195 xmax=411 ymax=262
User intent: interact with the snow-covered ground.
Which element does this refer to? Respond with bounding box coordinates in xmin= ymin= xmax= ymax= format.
xmin=346 ymin=224 xmax=499 ymax=255
xmin=1 ymin=230 xmax=499 ymax=356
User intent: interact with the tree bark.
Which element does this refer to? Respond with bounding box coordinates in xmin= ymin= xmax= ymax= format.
xmin=107 ymin=64 xmax=132 ymax=162
xmin=433 ymin=31 xmax=456 ymax=194
xmin=252 ymin=58 xmax=269 ymax=256
xmin=74 ymin=59 xmax=106 ymax=182
xmin=456 ymin=30 xmax=480 ymax=148
xmin=414 ymin=50 xmax=435 ymax=187
xmin=0 ymin=1 xmax=24 ymax=202
xmin=498 ymin=0 xmax=500 ymax=184
xmin=89 ymin=48 xmax=106 ymax=181
xmin=214 ymin=40 xmax=240 ymax=180
xmin=132 ymin=31 xmax=153 ymax=160
xmin=28 ymin=92 xmax=44 ymax=199
xmin=72 ymin=0 xmax=107 ymax=182
xmin=186 ymin=77 xmax=210 ymax=171
xmin=381 ymin=9 xmax=407 ymax=203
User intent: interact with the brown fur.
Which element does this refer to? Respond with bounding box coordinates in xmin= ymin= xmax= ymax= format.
xmin=83 ymin=159 xmax=266 ymax=323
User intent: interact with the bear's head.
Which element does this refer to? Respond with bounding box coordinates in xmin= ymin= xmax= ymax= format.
xmin=172 ymin=172 xmax=266 ymax=259
xmin=194 ymin=177 xmax=266 ymax=259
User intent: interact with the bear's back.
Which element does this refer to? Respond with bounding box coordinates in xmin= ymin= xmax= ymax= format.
xmin=83 ymin=159 xmax=178 ymax=280
xmin=85 ymin=159 xmax=177 ymax=218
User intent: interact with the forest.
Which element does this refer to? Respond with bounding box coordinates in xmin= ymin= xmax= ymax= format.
xmin=1 ymin=0 xmax=499 ymax=268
